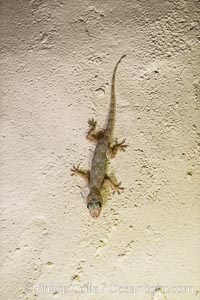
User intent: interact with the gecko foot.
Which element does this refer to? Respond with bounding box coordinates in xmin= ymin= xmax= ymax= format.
xmin=110 ymin=138 xmax=128 ymax=158
xmin=88 ymin=118 xmax=97 ymax=129
xmin=113 ymin=182 xmax=124 ymax=195
xmin=71 ymin=164 xmax=90 ymax=183
xmin=87 ymin=118 xmax=103 ymax=142
xmin=104 ymin=175 xmax=124 ymax=195
xmin=71 ymin=164 xmax=81 ymax=176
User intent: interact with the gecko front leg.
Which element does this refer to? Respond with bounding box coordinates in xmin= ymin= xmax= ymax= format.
xmin=71 ymin=164 xmax=90 ymax=183
xmin=86 ymin=118 xmax=103 ymax=142
xmin=108 ymin=138 xmax=128 ymax=158
xmin=103 ymin=174 xmax=124 ymax=194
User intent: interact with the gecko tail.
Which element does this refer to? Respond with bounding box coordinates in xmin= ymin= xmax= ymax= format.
xmin=111 ymin=54 xmax=126 ymax=99
xmin=105 ymin=55 xmax=126 ymax=139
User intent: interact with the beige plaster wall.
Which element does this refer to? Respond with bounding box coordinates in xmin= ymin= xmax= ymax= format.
xmin=0 ymin=0 xmax=200 ymax=299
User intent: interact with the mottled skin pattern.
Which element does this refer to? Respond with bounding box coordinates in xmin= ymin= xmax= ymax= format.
xmin=71 ymin=55 xmax=127 ymax=218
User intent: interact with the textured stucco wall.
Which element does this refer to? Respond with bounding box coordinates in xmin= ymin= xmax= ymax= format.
xmin=0 ymin=0 xmax=200 ymax=299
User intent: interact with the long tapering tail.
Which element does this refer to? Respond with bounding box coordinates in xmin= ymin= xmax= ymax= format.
xmin=105 ymin=55 xmax=126 ymax=141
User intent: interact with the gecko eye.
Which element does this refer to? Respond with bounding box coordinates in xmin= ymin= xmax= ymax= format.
xmin=97 ymin=201 xmax=102 ymax=208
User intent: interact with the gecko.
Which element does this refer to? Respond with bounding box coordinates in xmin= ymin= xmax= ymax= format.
xmin=71 ymin=55 xmax=127 ymax=218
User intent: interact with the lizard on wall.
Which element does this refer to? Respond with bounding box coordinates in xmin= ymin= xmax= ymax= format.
xmin=71 ymin=55 xmax=127 ymax=218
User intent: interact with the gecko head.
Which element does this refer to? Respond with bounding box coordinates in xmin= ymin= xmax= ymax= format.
xmin=87 ymin=201 xmax=102 ymax=218
xmin=87 ymin=191 xmax=102 ymax=218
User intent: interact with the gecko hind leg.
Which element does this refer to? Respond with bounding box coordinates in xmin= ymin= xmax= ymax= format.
xmin=86 ymin=118 xmax=103 ymax=142
xmin=71 ymin=164 xmax=90 ymax=183
xmin=109 ymin=138 xmax=128 ymax=158
xmin=103 ymin=174 xmax=124 ymax=194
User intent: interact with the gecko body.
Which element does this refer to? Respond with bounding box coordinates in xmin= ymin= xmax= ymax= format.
xmin=71 ymin=55 xmax=127 ymax=218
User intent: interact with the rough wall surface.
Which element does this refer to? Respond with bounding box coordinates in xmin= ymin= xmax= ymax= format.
xmin=0 ymin=0 xmax=200 ymax=299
